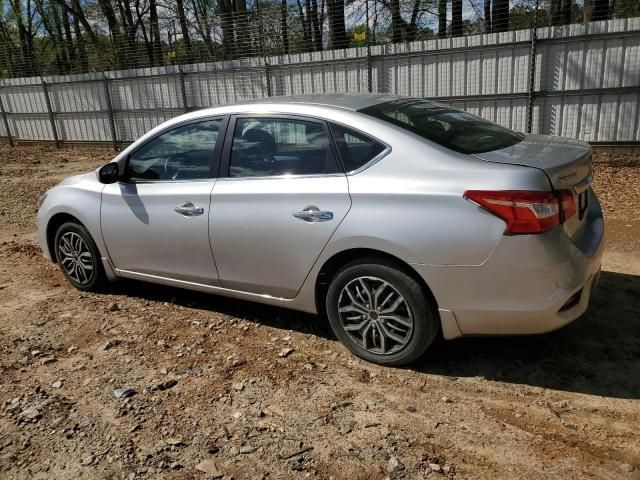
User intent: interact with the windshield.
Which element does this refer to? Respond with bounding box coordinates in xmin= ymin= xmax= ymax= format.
xmin=359 ymin=99 xmax=524 ymax=154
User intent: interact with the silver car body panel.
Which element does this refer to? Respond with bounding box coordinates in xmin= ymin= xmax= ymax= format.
xmin=211 ymin=175 xmax=351 ymax=298
xmin=101 ymin=180 xmax=220 ymax=285
xmin=473 ymin=133 xmax=592 ymax=190
xmin=36 ymin=95 xmax=604 ymax=341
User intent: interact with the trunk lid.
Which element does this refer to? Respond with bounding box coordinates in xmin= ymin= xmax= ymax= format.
xmin=473 ymin=134 xmax=593 ymax=239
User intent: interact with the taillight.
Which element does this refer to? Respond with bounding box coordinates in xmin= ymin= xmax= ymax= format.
xmin=464 ymin=190 xmax=560 ymax=235
xmin=557 ymin=190 xmax=577 ymax=221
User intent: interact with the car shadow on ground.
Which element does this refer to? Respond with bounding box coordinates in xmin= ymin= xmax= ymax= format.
xmin=110 ymin=270 xmax=640 ymax=400
xmin=417 ymin=270 xmax=640 ymax=400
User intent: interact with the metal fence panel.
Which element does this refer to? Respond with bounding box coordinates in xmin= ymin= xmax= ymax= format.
xmin=0 ymin=17 xmax=638 ymax=147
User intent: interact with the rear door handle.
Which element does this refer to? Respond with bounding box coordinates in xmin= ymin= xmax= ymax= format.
xmin=174 ymin=201 xmax=204 ymax=217
xmin=293 ymin=206 xmax=333 ymax=222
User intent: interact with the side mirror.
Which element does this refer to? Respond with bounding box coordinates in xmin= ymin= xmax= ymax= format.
xmin=98 ymin=163 xmax=120 ymax=184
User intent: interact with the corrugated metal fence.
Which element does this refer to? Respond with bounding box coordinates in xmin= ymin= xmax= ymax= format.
xmin=0 ymin=17 xmax=639 ymax=149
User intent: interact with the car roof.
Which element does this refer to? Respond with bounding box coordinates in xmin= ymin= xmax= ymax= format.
xmin=233 ymin=94 xmax=405 ymax=111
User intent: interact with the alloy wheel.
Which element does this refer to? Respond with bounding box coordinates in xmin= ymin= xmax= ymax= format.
xmin=57 ymin=231 xmax=94 ymax=285
xmin=337 ymin=276 xmax=414 ymax=355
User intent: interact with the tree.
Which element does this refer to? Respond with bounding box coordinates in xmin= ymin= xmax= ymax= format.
xmin=191 ymin=0 xmax=210 ymax=56
xmin=438 ymin=0 xmax=446 ymax=37
xmin=220 ymin=0 xmax=236 ymax=57
xmin=390 ymin=0 xmax=403 ymax=43
xmin=326 ymin=0 xmax=348 ymax=49
xmin=175 ymin=0 xmax=193 ymax=59
xmin=451 ymin=0 xmax=462 ymax=36
xmin=149 ymin=0 xmax=163 ymax=64
xmin=484 ymin=0 xmax=491 ymax=32
xmin=584 ymin=0 xmax=610 ymax=21
xmin=280 ymin=0 xmax=289 ymax=53
xmin=492 ymin=0 xmax=509 ymax=32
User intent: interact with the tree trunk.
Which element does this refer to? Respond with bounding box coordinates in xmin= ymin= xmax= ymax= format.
xmin=150 ymin=0 xmax=163 ymax=65
xmin=588 ymin=0 xmax=609 ymax=21
xmin=310 ymin=0 xmax=322 ymax=51
xmin=9 ymin=0 xmax=38 ymax=75
xmin=176 ymin=0 xmax=193 ymax=59
xmin=390 ymin=0 xmax=403 ymax=43
xmin=98 ymin=0 xmax=127 ymax=68
xmin=53 ymin=4 xmax=71 ymax=73
xmin=234 ymin=0 xmax=250 ymax=56
xmin=281 ymin=0 xmax=289 ymax=54
xmin=484 ymin=0 xmax=491 ymax=32
xmin=70 ymin=0 xmax=88 ymax=71
xmin=551 ymin=0 xmax=563 ymax=25
xmin=451 ymin=0 xmax=462 ymax=36
xmin=298 ymin=0 xmax=312 ymax=52
xmin=191 ymin=0 xmax=214 ymax=56
xmin=134 ymin=0 xmax=154 ymax=66
xmin=438 ymin=0 xmax=447 ymax=38
xmin=220 ymin=0 xmax=236 ymax=58
xmin=62 ymin=6 xmax=76 ymax=68
xmin=562 ymin=0 xmax=572 ymax=24
xmin=116 ymin=0 xmax=139 ymax=68
xmin=52 ymin=0 xmax=98 ymax=45
xmin=326 ymin=0 xmax=348 ymax=49
xmin=492 ymin=0 xmax=509 ymax=32
xmin=406 ymin=0 xmax=420 ymax=42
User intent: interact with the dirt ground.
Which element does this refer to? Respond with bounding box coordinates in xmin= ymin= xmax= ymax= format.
xmin=0 ymin=145 xmax=638 ymax=480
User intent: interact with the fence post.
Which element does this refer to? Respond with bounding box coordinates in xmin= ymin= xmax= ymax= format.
xmin=41 ymin=79 xmax=60 ymax=148
xmin=526 ymin=0 xmax=540 ymax=134
xmin=103 ymin=74 xmax=118 ymax=151
xmin=178 ymin=65 xmax=188 ymax=112
xmin=0 ymin=89 xmax=13 ymax=147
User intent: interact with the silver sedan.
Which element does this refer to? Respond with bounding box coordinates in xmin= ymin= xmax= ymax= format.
xmin=36 ymin=95 xmax=604 ymax=365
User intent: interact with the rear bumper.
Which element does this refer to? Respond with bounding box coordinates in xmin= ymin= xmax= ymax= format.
xmin=414 ymin=191 xmax=605 ymax=338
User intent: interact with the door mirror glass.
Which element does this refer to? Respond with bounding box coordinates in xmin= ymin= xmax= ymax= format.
xmin=98 ymin=163 xmax=120 ymax=184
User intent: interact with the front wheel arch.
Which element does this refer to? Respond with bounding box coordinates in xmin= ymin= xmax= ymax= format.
xmin=46 ymin=213 xmax=86 ymax=263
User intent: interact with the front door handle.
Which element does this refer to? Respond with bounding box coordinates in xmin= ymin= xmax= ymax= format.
xmin=293 ymin=206 xmax=333 ymax=222
xmin=174 ymin=201 xmax=204 ymax=217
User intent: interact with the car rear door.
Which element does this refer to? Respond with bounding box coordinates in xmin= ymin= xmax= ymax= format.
xmin=210 ymin=114 xmax=351 ymax=298
xmin=101 ymin=117 xmax=227 ymax=285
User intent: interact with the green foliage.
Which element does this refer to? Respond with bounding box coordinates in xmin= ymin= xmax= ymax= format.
xmin=0 ymin=0 xmax=635 ymax=78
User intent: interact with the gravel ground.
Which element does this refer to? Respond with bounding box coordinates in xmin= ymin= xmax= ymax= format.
xmin=0 ymin=145 xmax=639 ymax=480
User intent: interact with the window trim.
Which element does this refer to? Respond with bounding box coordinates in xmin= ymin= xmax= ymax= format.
xmin=328 ymin=121 xmax=392 ymax=176
xmin=219 ymin=113 xmax=344 ymax=180
xmin=120 ymin=115 xmax=229 ymax=184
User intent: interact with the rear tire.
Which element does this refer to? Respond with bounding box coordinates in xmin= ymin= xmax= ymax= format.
xmin=54 ymin=222 xmax=106 ymax=292
xmin=325 ymin=257 xmax=438 ymax=366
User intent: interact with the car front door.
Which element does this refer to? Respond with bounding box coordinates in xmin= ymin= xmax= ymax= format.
xmin=101 ymin=117 xmax=226 ymax=285
xmin=210 ymin=115 xmax=351 ymax=298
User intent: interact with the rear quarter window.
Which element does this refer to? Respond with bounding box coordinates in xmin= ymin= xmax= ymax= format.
xmin=359 ymin=99 xmax=523 ymax=154
xmin=330 ymin=124 xmax=386 ymax=173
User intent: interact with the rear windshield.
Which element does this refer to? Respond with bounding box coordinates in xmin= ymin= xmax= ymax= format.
xmin=359 ymin=99 xmax=524 ymax=154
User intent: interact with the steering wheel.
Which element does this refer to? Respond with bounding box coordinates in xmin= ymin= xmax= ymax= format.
xmin=162 ymin=153 xmax=190 ymax=180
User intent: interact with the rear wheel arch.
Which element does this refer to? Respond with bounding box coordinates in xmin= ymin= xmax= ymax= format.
xmin=46 ymin=213 xmax=87 ymax=262
xmin=315 ymin=248 xmax=439 ymax=319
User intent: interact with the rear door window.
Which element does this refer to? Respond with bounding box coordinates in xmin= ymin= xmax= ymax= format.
xmin=359 ymin=99 xmax=523 ymax=154
xmin=229 ymin=117 xmax=341 ymax=178
xmin=329 ymin=124 xmax=387 ymax=173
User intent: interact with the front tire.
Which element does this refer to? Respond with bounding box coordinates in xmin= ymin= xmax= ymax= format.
xmin=54 ymin=222 xmax=106 ymax=291
xmin=326 ymin=258 xmax=438 ymax=366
